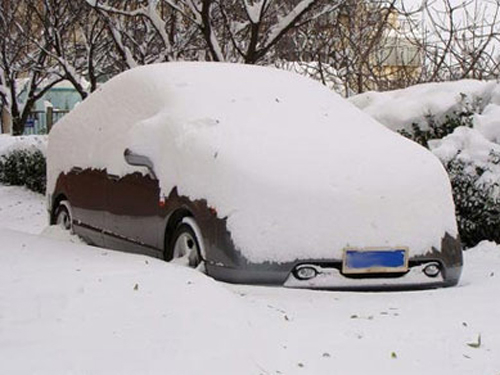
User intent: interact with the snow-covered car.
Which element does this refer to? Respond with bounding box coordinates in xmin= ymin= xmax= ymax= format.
xmin=47 ymin=62 xmax=463 ymax=289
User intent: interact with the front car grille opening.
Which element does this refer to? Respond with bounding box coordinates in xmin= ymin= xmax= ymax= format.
xmin=297 ymin=260 xmax=441 ymax=279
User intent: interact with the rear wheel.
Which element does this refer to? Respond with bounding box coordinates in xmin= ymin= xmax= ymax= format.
xmin=55 ymin=200 xmax=72 ymax=231
xmin=168 ymin=220 xmax=202 ymax=267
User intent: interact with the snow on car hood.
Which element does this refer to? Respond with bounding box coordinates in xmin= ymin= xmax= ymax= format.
xmin=48 ymin=62 xmax=457 ymax=263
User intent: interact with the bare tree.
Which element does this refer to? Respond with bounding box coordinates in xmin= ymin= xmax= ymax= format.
xmin=417 ymin=0 xmax=500 ymax=81
xmin=75 ymin=5 xmax=118 ymax=93
xmin=29 ymin=0 xmax=120 ymax=98
xmin=280 ymin=0 xmax=500 ymax=95
xmin=0 ymin=0 xmax=63 ymax=135
xmin=276 ymin=0 xmax=403 ymax=95
xmin=4 ymin=0 xmax=500 ymax=134
xmin=86 ymin=0 xmax=344 ymax=66
xmin=25 ymin=0 xmax=92 ymax=99
xmin=85 ymin=0 xmax=205 ymax=69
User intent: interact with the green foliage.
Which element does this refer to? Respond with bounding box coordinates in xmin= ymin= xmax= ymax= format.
xmin=398 ymin=112 xmax=473 ymax=148
xmin=397 ymin=94 xmax=500 ymax=248
xmin=0 ymin=148 xmax=46 ymax=194
xmin=446 ymin=153 xmax=500 ymax=248
xmin=398 ymin=92 xmax=478 ymax=148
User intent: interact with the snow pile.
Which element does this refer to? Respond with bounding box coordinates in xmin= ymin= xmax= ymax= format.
xmin=0 ymin=228 xmax=272 ymax=375
xmin=431 ymin=82 xmax=500 ymax=182
xmin=48 ymin=62 xmax=457 ymax=263
xmin=0 ymin=134 xmax=47 ymax=156
xmin=350 ymin=80 xmax=500 ymax=246
xmin=0 ymin=185 xmax=46 ymax=234
xmin=430 ymin=127 xmax=500 ymax=189
xmin=233 ymin=241 xmax=500 ymax=375
xmin=350 ymin=80 xmax=500 ymax=190
xmin=41 ymin=224 xmax=86 ymax=244
xmin=349 ymin=80 xmax=497 ymax=132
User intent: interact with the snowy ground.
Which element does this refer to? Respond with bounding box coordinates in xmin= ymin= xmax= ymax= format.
xmin=0 ymin=185 xmax=499 ymax=375
xmin=0 ymin=185 xmax=46 ymax=234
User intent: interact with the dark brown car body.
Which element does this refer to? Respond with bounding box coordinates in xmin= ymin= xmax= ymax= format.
xmin=49 ymin=167 xmax=463 ymax=290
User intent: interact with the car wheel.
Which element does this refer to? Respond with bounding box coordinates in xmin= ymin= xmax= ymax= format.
xmin=55 ymin=200 xmax=72 ymax=231
xmin=169 ymin=220 xmax=202 ymax=268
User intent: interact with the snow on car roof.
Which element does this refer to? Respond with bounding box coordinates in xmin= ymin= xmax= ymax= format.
xmin=48 ymin=62 xmax=457 ymax=263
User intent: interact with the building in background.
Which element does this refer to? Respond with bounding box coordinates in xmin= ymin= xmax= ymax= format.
xmin=372 ymin=12 xmax=422 ymax=91
xmin=1 ymin=80 xmax=83 ymax=135
xmin=24 ymin=81 xmax=83 ymax=135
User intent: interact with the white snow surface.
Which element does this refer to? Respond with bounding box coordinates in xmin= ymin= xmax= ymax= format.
xmin=0 ymin=136 xmax=47 ymax=235
xmin=0 ymin=185 xmax=499 ymax=375
xmin=0 ymin=185 xmax=46 ymax=234
xmin=430 ymin=127 xmax=500 ymax=189
xmin=350 ymin=79 xmax=500 ymax=191
xmin=48 ymin=62 xmax=457 ymax=263
xmin=244 ymin=0 xmax=264 ymax=23
xmin=349 ymin=80 xmax=497 ymax=132
xmin=0 ymin=228 xmax=270 ymax=375
xmin=0 ymin=134 xmax=47 ymax=156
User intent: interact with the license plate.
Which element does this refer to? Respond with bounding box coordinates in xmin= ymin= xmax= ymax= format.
xmin=342 ymin=248 xmax=408 ymax=274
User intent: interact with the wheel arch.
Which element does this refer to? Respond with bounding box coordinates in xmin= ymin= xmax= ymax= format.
xmin=163 ymin=208 xmax=194 ymax=260
xmin=50 ymin=193 xmax=69 ymax=225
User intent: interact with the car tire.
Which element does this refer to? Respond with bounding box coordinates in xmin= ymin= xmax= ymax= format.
xmin=168 ymin=220 xmax=202 ymax=268
xmin=55 ymin=200 xmax=72 ymax=231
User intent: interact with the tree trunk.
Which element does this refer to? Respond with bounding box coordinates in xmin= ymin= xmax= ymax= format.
xmin=1 ymin=106 xmax=12 ymax=134
xmin=12 ymin=116 xmax=25 ymax=136
xmin=11 ymin=104 xmax=31 ymax=136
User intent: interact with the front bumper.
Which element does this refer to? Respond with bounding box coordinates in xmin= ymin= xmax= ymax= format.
xmin=206 ymin=233 xmax=463 ymax=290
xmin=283 ymin=262 xmax=460 ymax=290
xmin=206 ymin=255 xmax=462 ymax=290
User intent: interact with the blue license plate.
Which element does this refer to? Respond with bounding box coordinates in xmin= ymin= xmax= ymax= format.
xmin=343 ymin=248 xmax=408 ymax=274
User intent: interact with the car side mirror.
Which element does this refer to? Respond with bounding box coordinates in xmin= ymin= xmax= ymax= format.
xmin=124 ymin=148 xmax=157 ymax=179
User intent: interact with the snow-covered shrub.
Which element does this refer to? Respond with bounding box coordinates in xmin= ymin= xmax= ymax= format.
xmin=398 ymin=113 xmax=473 ymax=148
xmin=351 ymin=81 xmax=500 ymax=247
xmin=0 ymin=148 xmax=46 ymax=194
xmin=398 ymin=95 xmax=476 ymax=148
xmin=445 ymin=153 xmax=500 ymax=247
xmin=400 ymin=113 xmax=500 ymax=248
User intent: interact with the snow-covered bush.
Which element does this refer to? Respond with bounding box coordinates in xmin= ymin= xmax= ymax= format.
xmin=0 ymin=148 xmax=46 ymax=193
xmin=0 ymin=135 xmax=47 ymax=194
xmin=394 ymin=97 xmax=500 ymax=247
xmin=398 ymin=111 xmax=473 ymax=148
xmin=395 ymin=91 xmax=483 ymax=149
xmin=445 ymin=153 xmax=500 ymax=247
xmin=350 ymin=80 xmax=500 ymax=248
xmin=396 ymin=111 xmax=500 ymax=247
xmin=400 ymin=112 xmax=500 ymax=248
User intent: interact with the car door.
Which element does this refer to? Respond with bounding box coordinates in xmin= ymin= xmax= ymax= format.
xmin=103 ymin=171 xmax=163 ymax=257
xmin=66 ymin=168 xmax=106 ymax=247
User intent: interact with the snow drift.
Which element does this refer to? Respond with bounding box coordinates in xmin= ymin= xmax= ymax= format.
xmin=0 ymin=134 xmax=47 ymax=156
xmin=0 ymin=228 xmax=270 ymax=375
xmin=48 ymin=62 xmax=457 ymax=263
xmin=349 ymin=80 xmax=497 ymax=133
xmin=350 ymin=79 xmax=500 ymax=195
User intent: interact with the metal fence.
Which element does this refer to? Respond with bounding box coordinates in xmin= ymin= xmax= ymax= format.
xmin=23 ymin=108 xmax=70 ymax=135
